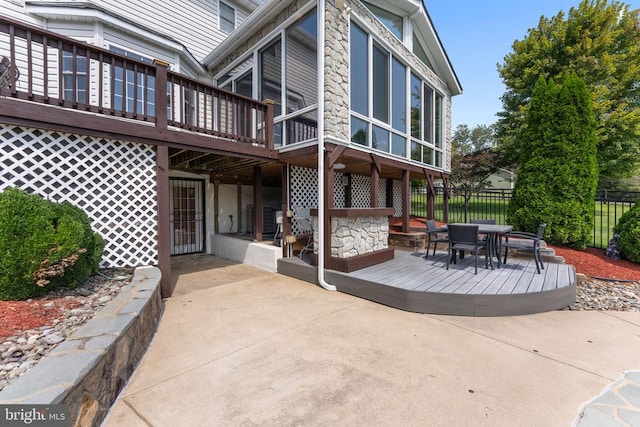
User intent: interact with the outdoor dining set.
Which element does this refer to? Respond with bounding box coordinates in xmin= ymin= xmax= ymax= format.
xmin=425 ymin=219 xmax=547 ymax=274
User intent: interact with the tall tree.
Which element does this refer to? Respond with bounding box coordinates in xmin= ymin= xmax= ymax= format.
xmin=507 ymin=73 xmax=598 ymax=249
xmin=450 ymin=124 xmax=499 ymax=188
xmin=496 ymin=0 xmax=640 ymax=181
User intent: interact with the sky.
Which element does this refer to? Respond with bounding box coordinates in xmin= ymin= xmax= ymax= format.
xmin=425 ymin=0 xmax=640 ymax=131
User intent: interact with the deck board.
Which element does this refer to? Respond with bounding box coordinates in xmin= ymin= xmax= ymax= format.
xmin=277 ymin=248 xmax=576 ymax=317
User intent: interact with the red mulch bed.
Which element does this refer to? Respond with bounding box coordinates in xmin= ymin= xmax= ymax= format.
xmin=550 ymin=246 xmax=640 ymax=282
xmin=0 ymin=296 xmax=83 ymax=340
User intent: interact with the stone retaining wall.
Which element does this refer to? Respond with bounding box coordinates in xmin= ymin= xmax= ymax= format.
xmin=0 ymin=266 xmax=163 ymax=426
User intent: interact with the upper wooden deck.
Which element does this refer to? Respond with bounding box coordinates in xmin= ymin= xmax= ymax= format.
xmin=278 ymin=249 xmax=576 ymax=317
xmin=0 ymin=16 xmax=276 ymax=162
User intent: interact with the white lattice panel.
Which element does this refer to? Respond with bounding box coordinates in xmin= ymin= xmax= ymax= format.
xmin=351 ymin=174 xmax=371 ymax=208
xmin=378 ymin=178 xmax=387 ymax=207
xmin=290 ymin=166 xmax=318 ymax=236
xmin=333 ymin=172 xmax=345 ymax=208
xmin=0 ymin=124 xmax=157 ymax=268
xmin=393 ymin=179 xmax=403 ymax=216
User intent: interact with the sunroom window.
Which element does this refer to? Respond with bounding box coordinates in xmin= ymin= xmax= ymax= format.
xmin=362 ymin=1 xmax=403 ymax=40
xmin=350 ymin=21 xmax=443 ymax=168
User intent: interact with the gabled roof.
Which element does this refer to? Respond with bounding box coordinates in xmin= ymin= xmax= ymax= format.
xmin=203 ymin=0 xmax=462 ymax=96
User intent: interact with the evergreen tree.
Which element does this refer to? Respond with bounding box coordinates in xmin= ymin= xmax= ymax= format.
xmin=507 ymin=73 xmax=598 ymax=249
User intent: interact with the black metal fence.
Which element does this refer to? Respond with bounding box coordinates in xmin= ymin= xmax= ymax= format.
xmin=410 ymin=187 xmax=639 ymax=248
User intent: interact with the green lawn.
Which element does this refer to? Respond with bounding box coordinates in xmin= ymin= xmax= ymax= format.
xmin=411 ymin=191 xmax=634 ymax=249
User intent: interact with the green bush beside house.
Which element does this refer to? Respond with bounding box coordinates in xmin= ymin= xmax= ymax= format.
xmin=507 ymin=73 xmax=599 ymax=249
xmin=614 ymin=201 xmax=640 ymax=263
xmin=0 ymin=188 xmax=104 ymax=300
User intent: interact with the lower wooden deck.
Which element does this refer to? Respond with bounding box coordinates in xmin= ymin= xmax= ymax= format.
xmin=277 ymin=249 xmax=576 ymax=317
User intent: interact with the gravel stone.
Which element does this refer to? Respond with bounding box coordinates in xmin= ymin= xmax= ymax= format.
xmin=0 ymin=268 xmax=133 ymax=392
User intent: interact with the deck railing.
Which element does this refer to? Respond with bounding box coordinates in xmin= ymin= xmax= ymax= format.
xmin=0 ymin=16 xmax=273 ymax=149
xmin=411 ymin=186 xmax=639 ymax=249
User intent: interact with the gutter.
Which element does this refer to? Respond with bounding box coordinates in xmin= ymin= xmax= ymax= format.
xmin=316 ymin=0 xmax=336 ymax=291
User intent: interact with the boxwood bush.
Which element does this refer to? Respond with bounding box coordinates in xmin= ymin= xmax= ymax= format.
xmin=0 ymin=188 xmax=104 ymax=300
xmin=614 ymin=201 xmax=640 ymax=263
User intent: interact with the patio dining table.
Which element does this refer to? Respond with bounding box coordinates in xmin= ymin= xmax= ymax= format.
xmin=439 ymin=223 xmax=513 ymax=269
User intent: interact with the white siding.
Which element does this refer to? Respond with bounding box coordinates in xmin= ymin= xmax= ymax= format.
xmin=59 ymin=0 xmax=252 ymax=62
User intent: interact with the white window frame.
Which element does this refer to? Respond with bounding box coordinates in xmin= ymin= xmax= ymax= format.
xmin=219 ymin=1 xmax=236 ymax=34
xmin=349 ymin=18 xmax=445 ymax=168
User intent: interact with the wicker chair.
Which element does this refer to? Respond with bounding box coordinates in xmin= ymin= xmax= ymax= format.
xmin=446 ymin=224 xmax=488 ymax=274
xmin=425 ymin=219 xmax=448 ymax=258
xmin=502 ymin=223 xmax=547 ymax=274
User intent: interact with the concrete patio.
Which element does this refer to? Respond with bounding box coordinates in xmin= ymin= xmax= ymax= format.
xmin=103 ymin=254 xmax=640 ymax=426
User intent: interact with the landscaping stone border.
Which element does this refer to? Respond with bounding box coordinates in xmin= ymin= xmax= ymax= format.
xmin=0 ymin=266 xmax=163 ymax=426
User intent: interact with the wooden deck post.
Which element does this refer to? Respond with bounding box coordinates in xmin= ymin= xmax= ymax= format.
xmin=253 ymin=165 xmax=263 ymax=241
xmin=442 ymin=174 xmax=450 ymax=223
xmin=281 ymin=164 xmax=291 ymax=257
xmin=425 ymin=173 xmax=435 ymax=220
xmin=155 ymin=145 xmax=172 ymax=298
xmin=153 ymin=59 xmax=169 ymax=130
xmin=402 ymin=169 xmax=410 ymax=233
xmin=370 ymin=154 xmax=380 ymax=208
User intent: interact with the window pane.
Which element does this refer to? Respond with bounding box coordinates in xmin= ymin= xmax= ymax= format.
xmin=260 ymin=39 xmax=282 ymax=116
xmin=411 ymin=140 xmax=421 ymax=162
xmin=372 ymin=44 xmax=388 ymax=122
xmin=410 ymin=74 xmax=421 ymax=139
xmin=392 ymin=133 xmax=405 ymax=157
xmin=286 ymin=9 xmax=317 ymax=113
xmin=413 ymin=34 xmax=433 ymax=70
xmin=423 ymin=146 xmax=433 ymax=165
xmin=423 ymin=85 xmax=433 ymax=143
xmin=350 ymin=23 xmax=368 ymax=116
xmin=372 ymin=125 xmax=389 ymax=152
xmin=351 ymin=116 xmax=368 ymax=146
xmin=363 ymin=2 xmax=403 ymax=40
xmin=220 ymin=2 xmax=235 ymax=33
xmin=391 ymin=58 xmax=405 ymax=131
xmin=274 ymin=122 xmax=283 ymax=147
xmin=236 ymin=71 xmax=252 ymax=97
xmin=435 ymin=151 xmax=442 ymax=167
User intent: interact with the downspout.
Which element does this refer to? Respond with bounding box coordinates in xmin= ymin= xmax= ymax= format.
xmin=316 ymin=0 xmax=337 ymax=291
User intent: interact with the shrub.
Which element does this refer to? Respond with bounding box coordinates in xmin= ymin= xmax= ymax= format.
xmin=0 ymin=188 xmax=104 ymax=300
xmin=507 ymin=74 xmax=598 ymax=249
xmin=614 ymin=201 xmax=640 ymax=263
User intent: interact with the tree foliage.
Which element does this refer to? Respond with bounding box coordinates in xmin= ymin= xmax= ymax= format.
xmin=496 ymin=0 xmax=640 ymax=181
xmin=450 ymin=124 xmax=500 ymax=188
xmin=507 ymin=73 xmax=599 ymax=249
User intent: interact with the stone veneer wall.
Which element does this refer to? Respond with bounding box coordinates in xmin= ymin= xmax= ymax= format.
xmin=0 ymin=267 xmax=163 ymax=427
xmin=320 ymin=215 xmax=390 ymax=258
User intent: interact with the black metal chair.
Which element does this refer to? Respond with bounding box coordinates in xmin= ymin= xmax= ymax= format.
xmin=425 ymin=219 xmax=448 ymax=258
xmin=446 ymin=224 xmax=488 ymax=274
xmin=502 ymin=223 xmax=547 ymax=274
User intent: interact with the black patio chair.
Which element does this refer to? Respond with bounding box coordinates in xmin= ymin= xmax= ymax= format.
xmin=470 ymin=218 xmax=496 ymax=243
xmin=425 ymin=219 xmax=448 ymax=258
xmin=446 ymin=224 xmax=488 ymax=274
xmin=502 ymin=223 xmax=547 ymax=274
